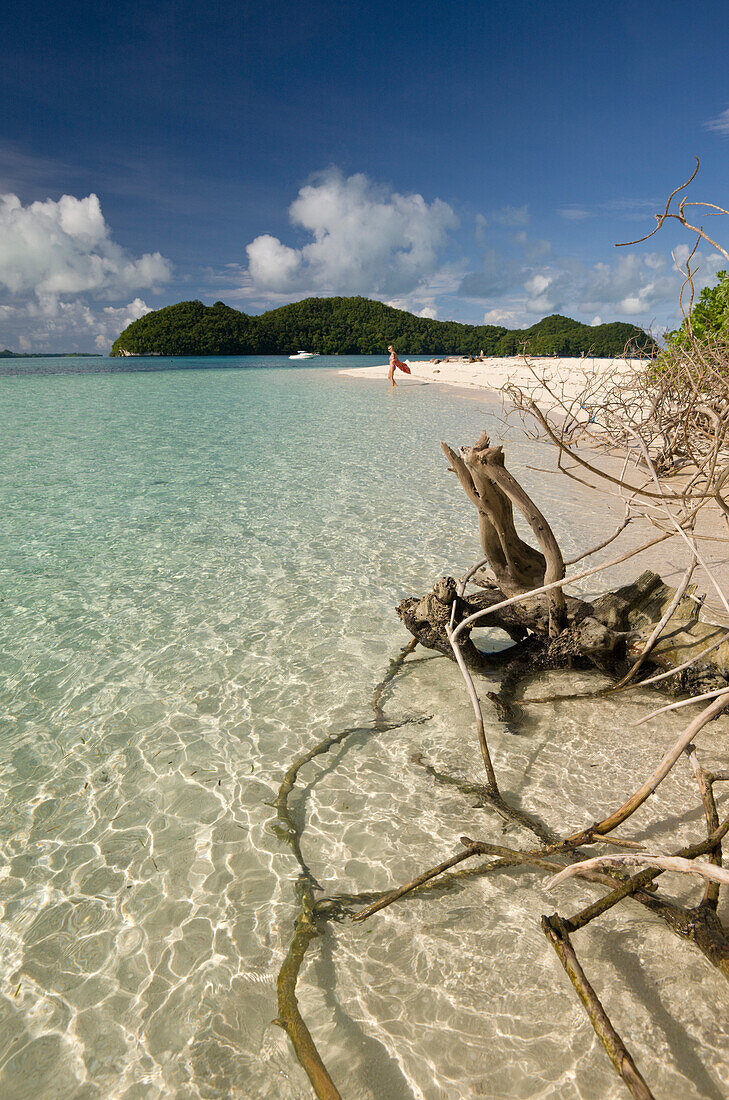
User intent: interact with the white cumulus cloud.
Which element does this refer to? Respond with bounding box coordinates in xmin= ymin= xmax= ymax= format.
xmin=1 ymin=295 xmax=153 ymax=352
xmin=519 ymin=251 xmax=705 ymax=322
xmin=245 ymin=169 xmax=458 ymax=299
xmin=0 ymin=191 xmax=171 ymax=350
xmin=97 ymin=298 xmax=153 ymax=348
xmin=474 ymin=246 xmax=722 ymax=333
xmin=0 ymin=192 xmax=170 ymax=297
xmin=483 ymin=308 xmax=528 ymax=327
xmin=246 ymin=234 xmax=302 ymax=290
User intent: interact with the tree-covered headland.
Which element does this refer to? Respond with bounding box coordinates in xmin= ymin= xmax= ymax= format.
xmin=111 ymin=296 xmax=656 ymax=357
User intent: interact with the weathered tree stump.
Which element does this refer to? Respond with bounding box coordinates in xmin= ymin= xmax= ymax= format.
xmin=400 ymin=434 xmax=729 ymax=696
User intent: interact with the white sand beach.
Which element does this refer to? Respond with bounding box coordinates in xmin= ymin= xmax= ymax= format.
xmin=339 ymin=355 xmax=649 ymax=409
xmin=340 ymin=354 xmax=729 ymax=618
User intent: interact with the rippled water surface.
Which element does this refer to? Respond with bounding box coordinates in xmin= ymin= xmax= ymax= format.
xmin=1 ymin=355 xmax=728 ymax=1099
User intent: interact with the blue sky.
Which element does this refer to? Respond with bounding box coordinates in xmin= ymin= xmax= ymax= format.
xmin=3 ymin=0 xmax=729 ymax=350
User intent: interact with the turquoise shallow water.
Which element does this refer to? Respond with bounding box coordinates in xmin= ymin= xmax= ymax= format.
xmin=1 ymin=356 xmax=728 ymax=1099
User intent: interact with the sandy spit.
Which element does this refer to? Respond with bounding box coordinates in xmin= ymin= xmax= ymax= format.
xmin=338 ymin=355 xmax=649 ymax=409
xmin=339 ymin=354 xmax=729 ymax=618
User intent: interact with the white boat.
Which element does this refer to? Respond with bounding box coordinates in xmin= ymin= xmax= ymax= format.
xmin=288 ymin=350 xmax=317 ymax=360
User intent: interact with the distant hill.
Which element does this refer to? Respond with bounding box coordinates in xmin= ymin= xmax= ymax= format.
xmin=110 ymin=296 xmax=656 ymax=358
xmin=0 ymin=349 xmax=98 ymax=358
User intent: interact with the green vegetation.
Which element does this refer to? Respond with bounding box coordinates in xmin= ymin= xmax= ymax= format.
xmin=0 ymin=349 xmax=98 ymax=358
xmin=667 ymin=270 xmax=729 ymax=347
xmin=111 ymin=296 xmax=656 ymax=358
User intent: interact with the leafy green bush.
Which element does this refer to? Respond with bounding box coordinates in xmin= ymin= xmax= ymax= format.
xmin=667 ymin=270 xmax=729 ymax=347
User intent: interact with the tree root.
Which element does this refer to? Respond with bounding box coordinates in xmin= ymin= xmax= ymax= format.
xmin=273 ymin=638 xmax=421 ymax=1094
xmin=340 ymin=432 xmax=729 ymax=1096
xmin=273 ymin=427 xmax=729 ymax=1095
xmin=276 ymin=879 xmax=342 ymax=1100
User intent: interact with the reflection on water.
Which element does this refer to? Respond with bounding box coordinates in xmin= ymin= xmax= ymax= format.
xmin=0 ymin=357 xmax=728 ymax=1098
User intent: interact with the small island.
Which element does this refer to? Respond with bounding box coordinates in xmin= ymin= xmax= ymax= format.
xmin=110 ymin=296 xmax=655 ymax=358
xmin=0 ymin=349 xmax=99 ymax=358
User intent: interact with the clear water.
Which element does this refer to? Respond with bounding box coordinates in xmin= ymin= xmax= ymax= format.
xmin=1 ymin=356 xmax=728 ymax=1099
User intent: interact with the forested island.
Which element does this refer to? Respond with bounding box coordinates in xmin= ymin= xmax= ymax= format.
xmin=110 ymin=296 xmax=655 ymax=357
xmin=0 ymin=349 xmax=98 ymax=358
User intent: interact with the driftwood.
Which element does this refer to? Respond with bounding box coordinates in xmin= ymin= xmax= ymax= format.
xmin=442 ymin=432 xmax=566 ymax=633
xmin=542 ymin=915 xmax=656 ymax=1100
xmin=273 ymin=618 xmax=729 ymax=1098
xmin=274 ymin=428 xmax=729 ymax=1099
xmin=276 ymin=879 xmax=342 ymax=1100
xmin=401 ymin=434 xmax=729 ymax=697
xmin=272 ymin=172 xmax=729 ymax=1098
xmin=378 ymin=432 xmax=729 ymax=1098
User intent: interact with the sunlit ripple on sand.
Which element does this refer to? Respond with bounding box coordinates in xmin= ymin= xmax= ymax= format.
xmin=0 ymin=358 xmax=728 ymax=1098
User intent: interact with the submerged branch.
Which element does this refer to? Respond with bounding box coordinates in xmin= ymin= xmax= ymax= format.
xmin=274 ymin=638 xmax=420 ymax=1093
xmin=561 ymin=809 xmax=729 ymax=936
xmin=351 ymin=845 xmax=483 ymax=922
xmin=276 ymin=881 xmax=342 ymax=1100
xmin=542 ymin=915 xmax=656 ymax=1100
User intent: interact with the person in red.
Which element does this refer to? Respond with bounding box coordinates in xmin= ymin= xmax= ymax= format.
xmin=387 ymin=345 xmax=411 ymax=387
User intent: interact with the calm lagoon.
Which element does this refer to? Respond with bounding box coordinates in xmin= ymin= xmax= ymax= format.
xmin=1 ymin=356 xmax=727 ymax=1099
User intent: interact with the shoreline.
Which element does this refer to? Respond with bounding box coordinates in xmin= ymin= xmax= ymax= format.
xmin=338 ymin=354 xmax=649 ymax=409
xmin=340 ymin=354 xmax=729 ymax=621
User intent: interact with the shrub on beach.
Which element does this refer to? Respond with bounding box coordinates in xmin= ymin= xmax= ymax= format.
xmin=665 ymin=269 xmax=729 ymax=350
xmin=649 ymin=271 xmax=729 ymax=385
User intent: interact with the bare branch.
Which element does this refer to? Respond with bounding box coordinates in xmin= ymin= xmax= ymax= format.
xmin=632 ymin=685 xmax=729 ymax=727
xmin=615 ymin=156 xmax=699 ymax=248
xmin=547 ymin=854 xmax=729 ymax=892
xmin=685 ymin=744 xmax=722 ymax=909
xmin=564 ymin=504 xmax=632 ymax=567
xmin=542 ymin=915 xmax=656 ymax=1100
xmin=565 ymin=693 xmax=729 ymax=843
